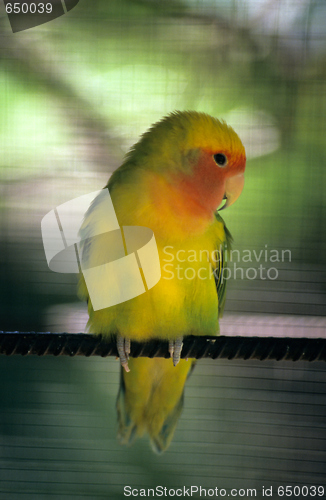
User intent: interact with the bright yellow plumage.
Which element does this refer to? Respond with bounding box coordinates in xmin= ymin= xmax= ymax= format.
xmin=78 ymin=111 xmax=246 ymax=451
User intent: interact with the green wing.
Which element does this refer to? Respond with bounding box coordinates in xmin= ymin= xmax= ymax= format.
xmin=214 ymin=212 xmax=233 ymax=318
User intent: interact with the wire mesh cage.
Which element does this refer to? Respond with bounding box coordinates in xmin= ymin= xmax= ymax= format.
xmin=0 ymin=0 xmax=326 ymax=498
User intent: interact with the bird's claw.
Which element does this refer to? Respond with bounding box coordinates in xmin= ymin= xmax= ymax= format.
xmin=169 ymin=337 xmax=183 ymax=366
xmin=117 ymin=334 xmax=131 ymax=372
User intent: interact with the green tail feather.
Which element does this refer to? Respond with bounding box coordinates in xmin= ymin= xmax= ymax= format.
xmin=116 ymin=361 xmax=195 ymax=453
xmin=150 ymin=395 xmax=184 ymax=454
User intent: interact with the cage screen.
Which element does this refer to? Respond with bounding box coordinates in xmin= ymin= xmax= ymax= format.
xmin=0 ymin=0 xmax=326 ymax=498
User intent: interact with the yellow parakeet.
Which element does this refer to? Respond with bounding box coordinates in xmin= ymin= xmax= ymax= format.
xmin=78 ymin=111 xmax=246 ymax=452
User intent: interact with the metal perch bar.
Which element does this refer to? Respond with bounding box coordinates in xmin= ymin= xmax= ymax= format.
xmin=0 ymin=332 xmax=325 ymax=361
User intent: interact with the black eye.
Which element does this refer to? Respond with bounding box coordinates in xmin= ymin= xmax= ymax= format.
xmin=213 ymin=153 xmax=227 ymax=167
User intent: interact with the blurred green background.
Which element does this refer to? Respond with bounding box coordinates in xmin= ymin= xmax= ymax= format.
xmin=0 ymin=0 xmax=325 ymax=498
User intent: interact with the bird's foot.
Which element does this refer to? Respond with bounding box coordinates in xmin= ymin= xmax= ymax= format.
xmin=117 ymin=334 xmax=131 ymax=372
xmin=169 ymin=337 xmax=183 ymax=366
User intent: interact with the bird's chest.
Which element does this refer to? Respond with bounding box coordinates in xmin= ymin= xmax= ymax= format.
xmin=157 ymin=239 xmax=217 ymax=288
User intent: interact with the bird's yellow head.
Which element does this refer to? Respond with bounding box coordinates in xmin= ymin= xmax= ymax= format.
xmin=126 ymin=111 xmax=246 ymax=219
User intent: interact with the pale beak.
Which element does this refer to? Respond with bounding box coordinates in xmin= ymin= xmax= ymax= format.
xmin=219 ymin=173 xmax=245 ymax=211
